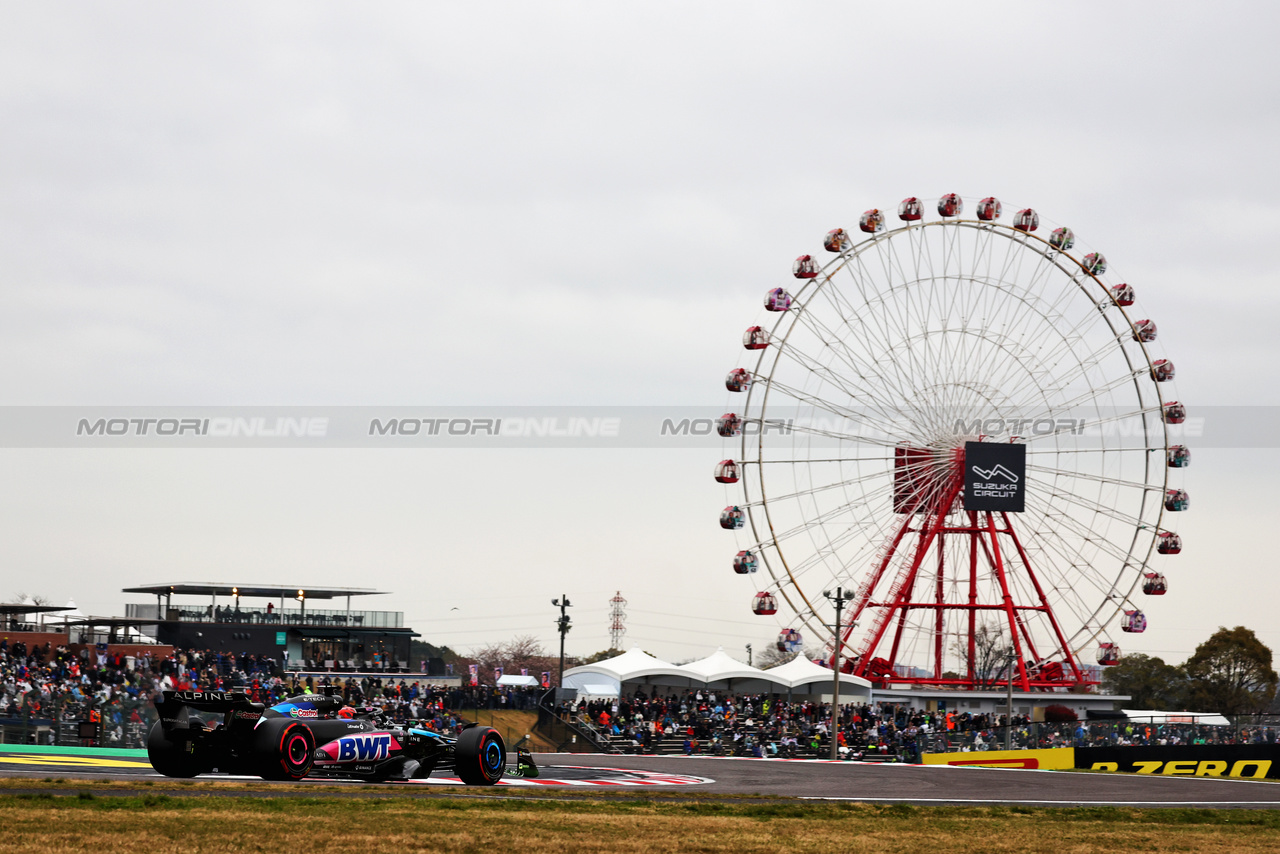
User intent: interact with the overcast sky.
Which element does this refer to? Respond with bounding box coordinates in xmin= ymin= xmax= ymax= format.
xmin=1 ymin=3 xmax=1277 ymax=669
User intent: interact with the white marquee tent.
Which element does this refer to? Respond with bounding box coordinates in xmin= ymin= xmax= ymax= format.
xmin=563 ymin=647 xmax=873 ymax=702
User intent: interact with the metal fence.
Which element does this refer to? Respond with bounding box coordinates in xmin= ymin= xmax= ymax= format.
xmin=0 ymin=695 xmax=158 ymax=749
xmin=923 ymin=717 xmax=1280 ymax=754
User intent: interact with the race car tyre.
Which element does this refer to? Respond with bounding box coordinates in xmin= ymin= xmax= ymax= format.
xmin=147 ymin=721 xmax=206 ymax=778
xmin=455 ymin=726 xmax=505 ymax=785
xmin=254 ymin=718 xmax=315 ymax=781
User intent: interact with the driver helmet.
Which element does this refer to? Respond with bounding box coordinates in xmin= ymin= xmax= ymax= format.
xmin=338 ymin=706 xmax=355 ymax=719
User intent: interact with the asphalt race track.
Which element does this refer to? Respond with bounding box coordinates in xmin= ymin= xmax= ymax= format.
xmin=2 ymin=747 xmax=1279 ymax=808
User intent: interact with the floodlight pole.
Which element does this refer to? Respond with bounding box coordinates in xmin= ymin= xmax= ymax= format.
xmin=823 ymin=587 xmax=854 ymax=761
xmin=553 ymin=595 xmax=572 ymax=697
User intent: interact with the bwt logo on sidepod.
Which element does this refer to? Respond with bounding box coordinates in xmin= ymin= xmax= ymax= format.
xmin=337 ymin=734 xmax=393 ymax=762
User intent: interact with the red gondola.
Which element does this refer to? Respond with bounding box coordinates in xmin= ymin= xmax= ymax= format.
xmin=1167 ymin=445 xmax=1191 ymax=468
xmin=859 ymin=209 xmax=885 ymax=234
xmin=792 ymin=255 xmax=819 ymax=279
xmin=1165 ymin=488 xmax=1189 ymax=511
xmin=751 ymin=591 xmax=778 ymax=615
xmin=1032 ymin=661 xmax=1066 ymax=682
xmin=1142 ymin=571 xmax=1168 ymax=595
xmin=824 ymin=228 xmax=851 ymax=253
xmin=976 ymin=197 xmax=1002 ymax=221
xmin=733 ymin=550 xmax=758 ymax=574
xmin=1013 ymin=208 xmax=1039 ymax=232
xmin=1132 ymin=319 xmax=1157 ymax=343
xmin=720 ymin=506 xmax=745 ymax=530
xmin=716 ymin=413 xmax=742 ymax=437
xmin=714 ymin=460 xmax=740 ymax=484
xmin=1049 ymin=227 xmax=1075 ymax=250
xmin=765 ymin=287 xmax=793 ymax=312
xmin=742 ymin=326 xmax=770 ymax=350
xmin=1082 ymin=252 xmax=1107 ymax=275
xmin=1162 ymin=401 xmax=1186 ymax=424
xmin=1151 ymin=359 xmax=1175 ymax=382
xmin=1097 ymin=642 xmax=1120 ymax=665
xmin=937 ymin=193 xmax=963 ymax=218
xmin=1121 ymin=610 xmax=1147 ymax=633
xmin=898 ymin=197 xmax=924 ymax=222
xmin=1157 ymin=531 xmax=1182 ymax=554
xmin=726 ymin=368 xmax=752 ymax=392
xmin=1111 ymin=283 xmax=1135 ymax=306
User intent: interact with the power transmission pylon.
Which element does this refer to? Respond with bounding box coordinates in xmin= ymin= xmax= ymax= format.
xmin=608 ymin=591 xmax=627 ymax=650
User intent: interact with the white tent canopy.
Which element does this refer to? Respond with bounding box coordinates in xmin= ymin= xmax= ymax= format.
xmin=564 ymin=647 xmax=873 ymax=701
xmin=563 ymin=647 xmax=694 ymax=690
xmin=680 ymin=647 xmax=783 ymax=693
xmin=495 ymin=674 xmax=540 ymax=688
xmin=763 ymin=654 xmax=873 ymax=698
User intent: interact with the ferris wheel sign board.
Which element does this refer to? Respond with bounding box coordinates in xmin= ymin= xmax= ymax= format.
xmin=963 ymin=442 xmax=1026 ymax=512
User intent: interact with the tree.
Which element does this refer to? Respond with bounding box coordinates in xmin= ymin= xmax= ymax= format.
xmin=951 ymin=623 xmax=1012 ymax=688
xmin=1183 ymin=626 xmax=1279 ymax=716
xmin=754 ymin=644 xmax=800 ymax=670
xmin=1100 ymin=652 xmax=1188 ymax=709
xmin=580 ymin=648 xmax=623 ymax=665
xmin=464 ymin=635 xmax=558 ymax=684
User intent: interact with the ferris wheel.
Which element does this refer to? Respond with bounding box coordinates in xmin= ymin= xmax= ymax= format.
xmin=718 ymin=195 xmax=1187 ymax=690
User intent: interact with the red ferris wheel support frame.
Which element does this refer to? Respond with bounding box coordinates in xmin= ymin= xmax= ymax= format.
xmin=828 ymin=455 xmax=1094 ymax=691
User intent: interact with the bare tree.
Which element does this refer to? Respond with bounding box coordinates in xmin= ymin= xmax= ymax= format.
xmin=951 ymin=623 xmax=1013 ymax=688
xmin=754 ymin=644 xmax=800 ymax=670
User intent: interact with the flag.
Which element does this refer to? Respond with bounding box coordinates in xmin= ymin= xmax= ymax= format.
xmin=468 ymin=664 xmax=478 ymax=686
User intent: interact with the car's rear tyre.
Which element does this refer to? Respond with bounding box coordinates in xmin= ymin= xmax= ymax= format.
xmin=254 ymin=718 xmax=315 ymax=780
xmin=455 ymin=726 xmax=505 ymax=785
xmin=147 ymin=721 xmax=205 ymax=778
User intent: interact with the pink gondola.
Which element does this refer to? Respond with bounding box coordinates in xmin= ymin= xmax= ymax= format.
xmin=726 ymin=368 xmax=752 ymax=392
xmin=752 ymin=591 xmax=778 ymax=615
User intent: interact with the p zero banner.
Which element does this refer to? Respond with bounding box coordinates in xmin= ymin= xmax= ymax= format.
xmin=922 ymin=748 xmax=1073 ymax=770
xmin=963 ymin=441 xmax=1026 ymax=512
xmin=1076 ymin=745 xmax=1279 ymax=779
xmin=921 ymin=745 xmax=1280 ymax=779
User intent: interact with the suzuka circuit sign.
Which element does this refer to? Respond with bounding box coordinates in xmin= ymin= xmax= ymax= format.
xmin=964 ymin=441 xmax=1026 ymax=512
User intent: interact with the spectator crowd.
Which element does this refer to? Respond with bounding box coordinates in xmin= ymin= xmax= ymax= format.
xmin=559 ymin=688 xmax=1280 ymax=761
xmin=0 ymin=639 xmax=540 ymax=748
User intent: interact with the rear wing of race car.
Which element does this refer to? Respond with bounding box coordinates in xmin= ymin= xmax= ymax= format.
xmin=155 ymin=690 xmax=258 ymax=730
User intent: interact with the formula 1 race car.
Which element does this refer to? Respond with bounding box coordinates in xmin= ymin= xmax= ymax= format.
xmin=148 ymin=689 xmax=512 ymax=784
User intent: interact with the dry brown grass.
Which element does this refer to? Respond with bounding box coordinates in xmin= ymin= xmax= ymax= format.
xmin=0 ymin=793 xmax=1278 ymax=854
xmin=460 ymin=709 xmax=557 ymax=751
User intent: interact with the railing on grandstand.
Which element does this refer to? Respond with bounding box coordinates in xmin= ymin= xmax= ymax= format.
xmin=0 ymin=694 xmax=158 ymax=749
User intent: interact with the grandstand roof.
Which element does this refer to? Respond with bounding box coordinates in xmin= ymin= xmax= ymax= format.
xmin=0 ymin=603 xmax=73 ymax=615
xmin=122 ymin=583 xmax=389 ymax=600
